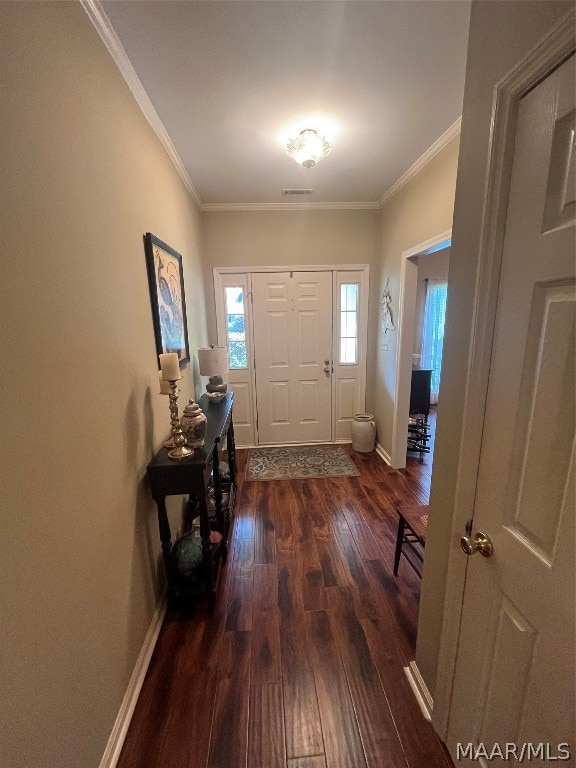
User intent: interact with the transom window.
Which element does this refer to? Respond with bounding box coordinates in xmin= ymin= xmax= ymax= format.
xmin=340 ymin=283 xmax=359 ymax=364
xmin=225 ymin=286 xmax=247 ymax=369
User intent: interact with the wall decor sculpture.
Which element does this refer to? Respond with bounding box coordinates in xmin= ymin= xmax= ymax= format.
xmin=380 ymin=277 xmax=396 ymax=351
xmin=144 ymin=233 xmax=190 ymax=367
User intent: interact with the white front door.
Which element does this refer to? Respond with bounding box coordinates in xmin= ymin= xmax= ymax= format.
xmin=447 ymin=56 xmax=575 ymax=761
xmin=251 ymin=271 xmax=333 ymax=444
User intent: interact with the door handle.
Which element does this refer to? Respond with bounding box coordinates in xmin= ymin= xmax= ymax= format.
xmin=324 ymin=366 xmax=331 ymax=375
xmin=460 ymin=531 xmax=494 ymax=558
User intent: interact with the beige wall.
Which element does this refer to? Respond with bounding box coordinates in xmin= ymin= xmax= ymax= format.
xmin=202 ymin=208 xmax=380 ymax=407
xmin=416 ymin=0 xmax=573 ymax=700
xmin=0 ymin=3 xmax=207 ymax=767
xmin=374 ymin=138 xmax=459 ymax=455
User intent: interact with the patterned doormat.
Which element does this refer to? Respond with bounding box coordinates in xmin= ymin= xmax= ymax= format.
xmin=246 ymin=445 xmax=360 ymax=481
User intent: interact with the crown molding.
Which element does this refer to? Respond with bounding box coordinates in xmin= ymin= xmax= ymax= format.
xmin=377 ymin=116 xmax=462 ymax=208
xmin=201 ymin=201 xmax=381 ymax=212
xmin=80 ymin=0 xmax=202 ymax=209
xmin=79 ymin=1 xmax=461 ymax=214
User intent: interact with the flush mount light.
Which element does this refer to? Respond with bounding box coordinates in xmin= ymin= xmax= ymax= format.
xmin=285 ymin=128 xmax=333 ymax=168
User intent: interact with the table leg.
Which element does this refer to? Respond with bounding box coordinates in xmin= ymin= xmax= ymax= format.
xmin=155 ymin=496 xmax=178 ymax=600
xmin=226 ymin=420 xmax=237 ymax=486
xmin=198 ymin=492 xmax=214 ymax=593
xmin=212 ymin=447 xmax=225 ymax=548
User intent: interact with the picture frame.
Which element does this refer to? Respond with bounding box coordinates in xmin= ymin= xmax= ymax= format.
xmin=144 ymin=233 xmax=190 ymax=368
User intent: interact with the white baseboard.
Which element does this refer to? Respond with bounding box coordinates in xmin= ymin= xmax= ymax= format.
xmin=404 ymin=661 xmax=433 ymax=722
xmin=375 ymin=442 xmax=392 ymax=465
xmin=99 ymin=591 xmax=167 ymax=768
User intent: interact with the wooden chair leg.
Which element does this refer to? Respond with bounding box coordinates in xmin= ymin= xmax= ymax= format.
xmin=394 ymin=515 xmax=405 ymax=576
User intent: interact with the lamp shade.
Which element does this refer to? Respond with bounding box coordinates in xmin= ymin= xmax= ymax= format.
xmin=198 ymin=347 xmax=228 ymax=377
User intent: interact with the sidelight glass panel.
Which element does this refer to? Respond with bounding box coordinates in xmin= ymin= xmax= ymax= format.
xmin=340 ymin=283 xmax=359 ymax=364
xmin=225 ymin=286 xmax=247 ymax=369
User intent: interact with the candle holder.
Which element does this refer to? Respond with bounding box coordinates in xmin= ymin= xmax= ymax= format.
xmin=166 ymin=380 xmax=194 ymax=459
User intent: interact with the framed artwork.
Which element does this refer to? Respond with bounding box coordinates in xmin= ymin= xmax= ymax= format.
xmin=144 ymin=233 xmax=190 ymax=368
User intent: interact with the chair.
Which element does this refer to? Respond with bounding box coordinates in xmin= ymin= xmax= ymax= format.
xmin=394 ymin=504 xmax=429 ymax=578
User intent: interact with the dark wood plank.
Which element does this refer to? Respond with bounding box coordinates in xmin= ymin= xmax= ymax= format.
xmin=253 ymin=489 xmax=276 ymax=564
xmin=276 ymin=548 xmax=324 ymax=757
xmin=325 ymin=583 xmax=380 ymax=622
xmin=281 ymin=620 xmax=325 ymax=758
xmin=300 ymin=559 xmax=330 ymax=612
xmin=288 ymin=499 xmax=330 ymax=612
xmin=161 ymin=667 xmax=219 ymax=768
xmin=314 ymin=531 xmax=350 ymax=588
xmin=339 ymin=500 xmax=385 ymax=560
xmin=333 ymin=607 xmax=408 ymax=768
xmin=248 ymin=682 xmax=286 ymax=768
xmin=277 ymin=549 xmax=305 ymax=622
xmin=297 ymin=479 xmax=330 ymax=537
xmin=305 ymin=611 xmax=368 ymax=768
xmin=329 ymin=521 xmax=370 ymax=588
xmin=273 ymin=482 xmax=295 ymax=551
xmin=287 ymin=758 xmax=327 ymax=768
xmin=364 ymin=558 xmax=419 ymax=661
xmin=232 ymin=536 xmax=254 ymax=567
xmin=207 ymin=630 xmax=251 ymax=768
xmin=252 ymin=565 xmax=281 ymax=684
xmin=225 ymin=565 xmax=253 ymax=632
xmin=362 ymin=615 xmax=452 ymax=768
xmin=232 ymin=496 xmax=255 ymax=539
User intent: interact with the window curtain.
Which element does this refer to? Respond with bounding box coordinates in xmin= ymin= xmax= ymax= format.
xmin=421 ymin=279 xmax=448 ymax=404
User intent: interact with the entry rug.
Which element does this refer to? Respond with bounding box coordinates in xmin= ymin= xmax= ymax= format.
xmin=246 ymin=445 xmax=360 ymax=481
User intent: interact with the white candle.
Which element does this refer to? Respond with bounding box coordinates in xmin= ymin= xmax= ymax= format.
xmin=158 ymin=371 xmax=171 ymax=395
xmin=159 ymin=353 xmax=181 ymax=381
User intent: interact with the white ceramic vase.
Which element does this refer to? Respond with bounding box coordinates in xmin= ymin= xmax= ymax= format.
xmin=351 ymin=413 xmax=376 ymax=452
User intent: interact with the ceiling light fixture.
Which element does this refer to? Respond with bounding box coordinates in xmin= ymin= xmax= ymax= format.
xmin=285 ymin=128 xmax=333 ymax=169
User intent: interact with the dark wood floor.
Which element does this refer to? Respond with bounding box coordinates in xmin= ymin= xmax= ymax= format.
xmin=118 ymin=420 xmax=452 ymax=768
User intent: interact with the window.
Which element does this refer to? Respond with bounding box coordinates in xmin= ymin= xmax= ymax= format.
xmin=225 ymin=286 xmax=247 ymax=368
xmin=421 ymin=279 xmax=448 ymax=404
xmin=340 ymin=283 xmax=358 ymax=364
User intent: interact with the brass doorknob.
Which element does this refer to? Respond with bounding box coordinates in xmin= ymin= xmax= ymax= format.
xmin=461 ymin=531 xmax=494 ymax=558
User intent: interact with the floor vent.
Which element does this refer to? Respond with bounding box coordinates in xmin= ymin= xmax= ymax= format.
xmin=282 ymin=188 xmax=314 ymax=195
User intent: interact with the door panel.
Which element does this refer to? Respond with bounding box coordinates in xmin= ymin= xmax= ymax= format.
xmin=333 ymin=272 xmax=368 ymax=441
xmin=448 ymin=56 xmax=575 ymax=761
xmin=252 ymin=271 xmax=332 ymax=444
xmin=215 ymin=273 xmax=256 ymax=446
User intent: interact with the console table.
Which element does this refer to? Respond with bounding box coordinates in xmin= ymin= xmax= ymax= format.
xmin=146 ymin=392 xmax=236 ymax=605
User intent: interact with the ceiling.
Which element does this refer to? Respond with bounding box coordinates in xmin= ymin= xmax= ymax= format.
xmin=98 ymin=1 xmax=471 ymax=209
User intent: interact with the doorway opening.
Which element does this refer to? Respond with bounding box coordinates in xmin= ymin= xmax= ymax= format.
xmin=391 ymin=231 xmax=451 ymax=469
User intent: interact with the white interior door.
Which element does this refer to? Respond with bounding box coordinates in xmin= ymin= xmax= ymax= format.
xmin=447 ymin=56 xmax=575 ymax=762
xmin=252 ymin=271 xmax=333 ymax=444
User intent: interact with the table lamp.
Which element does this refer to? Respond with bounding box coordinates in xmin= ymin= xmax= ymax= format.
xmin=198 ymin=346 xmax=229 ymax=402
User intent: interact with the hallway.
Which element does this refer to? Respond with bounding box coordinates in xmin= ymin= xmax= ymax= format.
xmin=118 ymin=446 xmax=452 ymax=768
